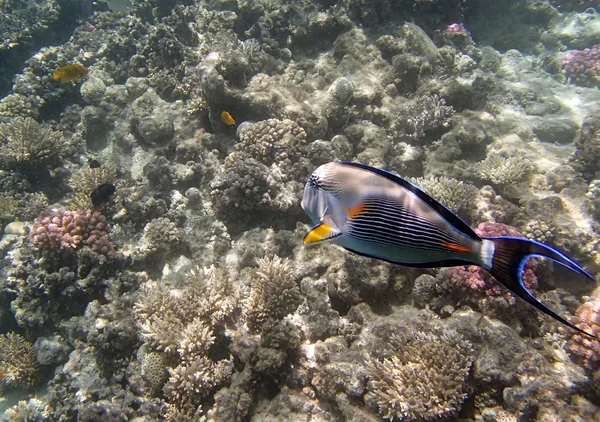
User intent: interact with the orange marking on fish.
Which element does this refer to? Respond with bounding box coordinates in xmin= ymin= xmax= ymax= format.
xmin=53 ymin=64 xmax=88 ymax=83
xmin=221 ymin=111 xmax=236 ymax=126
xmin=345 ymin=202 xmax=365 ymax=219
xmin=441 ymin=242 xmax=471 ymax=253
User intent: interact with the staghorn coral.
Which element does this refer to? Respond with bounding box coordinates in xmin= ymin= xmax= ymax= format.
xmin=0 ymin=117 xmax=66 ymax=166
xmin=30 ymin=209 xmax=115 ymax=258
xmin=567 ymin=287 xmax=600 ymax=370
xmin=69 ymin=166 xmax=117 ymax=194
xmin=245 ymin=256 xmax=302 ymax=332
xmin=395 ymin=94 xmax=455 ymax=139
xmin=134 ymin=266 xmax=237 ymax=418
xmin=474 ymin=154 xmax=533 ymax=187
xmin=364 ymin=330 xmax=474 ymax=421
xmin=0 ymin=332 xmax=39 ymax=387
xmin=411 ymin=175 xmax=478 ymax=218
xmin=134 ymin=266 xmax=237 ymax=354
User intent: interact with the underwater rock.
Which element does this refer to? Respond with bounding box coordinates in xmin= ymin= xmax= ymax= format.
xmin=131 ymin=90 xmax=175 ymax=146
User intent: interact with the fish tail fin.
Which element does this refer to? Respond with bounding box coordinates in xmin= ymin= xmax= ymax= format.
xmin=487 ymin=236 xmax=596 ymax=338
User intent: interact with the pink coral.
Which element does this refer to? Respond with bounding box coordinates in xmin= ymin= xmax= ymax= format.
xmin=448 ymin=222 xmax=538 ymax=305
xmin=561 ymin=45 xmax=600 ymax=84
xmin=445 ymin=23 xmax=472 ymax=41
xmin=30 ymin=209 xmax=115 ymax=258
xmin=567 ymin=288 xmax=600 ymax=370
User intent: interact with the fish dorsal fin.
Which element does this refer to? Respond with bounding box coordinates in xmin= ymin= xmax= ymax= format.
xmin=304 ymin=220 xmax=341 ymax=244
xmin=337 ymin=161 xmax=481 ymax=241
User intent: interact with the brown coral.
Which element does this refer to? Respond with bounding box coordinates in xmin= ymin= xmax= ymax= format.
xmin=0 ymin=332 xmax=39 ymax=387
xmin=69 ymin=166 xmax=117 ymax=194
xmin=365 ymin=330 xmax=474 ymax=421
xmin=567 ymin=287 xmax=600 ymax=370
xmin=245 ymin=256 xmax=302 ymax=332
xmin=0 ymin=117 xmax=65 ymax=165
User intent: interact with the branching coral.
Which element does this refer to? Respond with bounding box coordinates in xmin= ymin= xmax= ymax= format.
xmin=134 ymin=266 xmax=237 ymax=418
xmin=245 ymin=256 xmax=302 ymax=332
xmin=364 ymin=330 xmax=474 ymax=421
xmin=396 ymin=94 xmax=455 ymax=139
xmin=69 ymin=166 xmax=117 ymax=194
xmin=134 ymin=266 xmax=236 ymax=354
xmin=30 ymin=209 xmax=115 ymax=258
xmin=0 ymin=332 xmax=39 ymax=387
xmin=0 ymin=117 xmax=65 ymax=166
xmin=474 ymin=154 xmax=533 ymax=187
xmin=411 ymin=175 xmax=478 ymax=217
xmin=567 ymin=287 xmax=600 ymax=370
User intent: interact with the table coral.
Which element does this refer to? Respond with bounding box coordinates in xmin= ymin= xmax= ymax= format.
xmin=30 ymin=209 xmax=115 ymax=259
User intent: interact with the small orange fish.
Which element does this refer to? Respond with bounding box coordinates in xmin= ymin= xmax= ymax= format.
xmin=53 ymin=64 xmax=88 ymax=83
xmin=221 ymin=111 xmax=236 ymax=126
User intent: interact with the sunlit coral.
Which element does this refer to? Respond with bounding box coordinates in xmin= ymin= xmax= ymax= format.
xmin=365 ymin=330 xmax=473 ymax=421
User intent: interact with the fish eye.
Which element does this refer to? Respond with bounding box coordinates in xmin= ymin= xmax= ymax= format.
xmin=308 ymin=174 xmax=321 ymax=189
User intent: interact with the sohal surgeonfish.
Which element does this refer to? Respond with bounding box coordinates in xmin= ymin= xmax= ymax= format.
xmin=301 ymin=161 xmax=597 ymax=338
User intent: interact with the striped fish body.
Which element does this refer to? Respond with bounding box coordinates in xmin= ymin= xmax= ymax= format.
xmin=301 ymin=161 xmax=597 ymax=338
xmin=301 ymin=161 xmax=492 ymax=268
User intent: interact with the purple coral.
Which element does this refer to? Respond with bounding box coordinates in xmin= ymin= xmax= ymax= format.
xmin=448 ymin=222 xmax=538 ymax=304
xmin=30 ymin=209 xmax=115 ymax=258
xmin=561 ymin=45 xmax=600 ymax=84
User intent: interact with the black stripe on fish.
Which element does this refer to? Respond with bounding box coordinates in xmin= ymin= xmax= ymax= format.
xmin=337 ymin=161 xmax=481 ymax=241
xmin=347 ymin=220 xmax=460 ymax=253
xmin=347 ymin=199 xmax=463 ymax=252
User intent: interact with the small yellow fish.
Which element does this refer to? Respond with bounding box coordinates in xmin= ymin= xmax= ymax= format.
xmin=221 ymin=111 xmax=236 ymax=126
xmin=53 ymin=64 xmax=88 ymax=83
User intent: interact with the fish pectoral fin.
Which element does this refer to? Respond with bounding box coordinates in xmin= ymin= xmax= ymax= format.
xmin=304 ymin=221 xmax=341 ymax=244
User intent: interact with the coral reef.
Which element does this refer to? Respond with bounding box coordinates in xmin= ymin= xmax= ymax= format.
xmin=0 ymin=117 xmax=66 ymax=167
xmin=395 ymin=94 xmax=455 ymax=140
xmin=0 ymin=332 xmax=39 ymax=387
xmin=364 ymin=330 xmax=474 ymax=421
xmin=562 ymin=45 xmax=600 ymax=86
xmin=1 ymin=0 xmax=600 ymax=419
xmin=411 ymin=175 xmax=478 ymax=219
xmin=568 ymin=287 xmax=600 ymax=370
xmin=245 ymin=256 xmax=302 ymax=332
xmin=30 ymin=209 xmax=115 ymax=259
